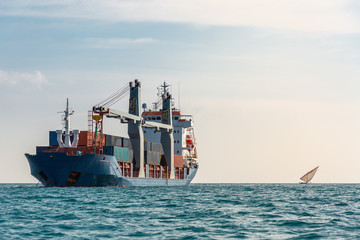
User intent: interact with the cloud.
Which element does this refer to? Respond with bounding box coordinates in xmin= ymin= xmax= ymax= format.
xmin=83 ymin=37 xmax=156 ymax=48
xmin=0 ymin=0 xmax=359 ymax=34
xmin=0 ymin=70 xmax=48 ymax=89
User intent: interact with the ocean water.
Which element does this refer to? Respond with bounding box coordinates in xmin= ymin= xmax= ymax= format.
xmin=1 ymin=184 xmax=359 ymax=239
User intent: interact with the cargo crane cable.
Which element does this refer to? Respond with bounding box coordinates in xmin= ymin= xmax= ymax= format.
xmin=155 ymin=97 xmax=162 ymax=108
xmin=106 ymin=92 xmax=129 ymax=107
xmin=95 ymin=83 xmax=130 ymax=108
xmin=151 ymin=97 xmax=163 ymax=112
xmin=95 ymin=90 xmax=121 ymax=107
xmin=96 ymin=84 xmax=129 ymax=107
xmin=97 ymin=83 xmax=128 ymax=105
xmin=102 ymin=87 xmax=129 ymax=108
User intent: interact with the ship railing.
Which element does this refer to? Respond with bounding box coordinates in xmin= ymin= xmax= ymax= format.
xmin=179 ymin=114 xmax=192 ymax=119
xmin=129 ymin=165 xmax=189 ymax=179
xmin=133 ymin=168 xmax=139 ymax=178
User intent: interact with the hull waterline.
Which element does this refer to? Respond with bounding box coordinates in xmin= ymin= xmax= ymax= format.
xmin=25 ymin=152 xmax=198 ymax=187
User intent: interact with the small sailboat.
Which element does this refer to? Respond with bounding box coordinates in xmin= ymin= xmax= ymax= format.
xmin=299 ymin=166 xmax=319 ymax=184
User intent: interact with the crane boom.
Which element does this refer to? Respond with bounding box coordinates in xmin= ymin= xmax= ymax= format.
xmin=92 ymin=79 xmax=175 ymax=179
xmin=93 ymin=107 xmax=173 ymax=131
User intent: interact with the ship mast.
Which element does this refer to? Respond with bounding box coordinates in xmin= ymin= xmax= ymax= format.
xmin=152 ymin=81 xmax=173 ymax=110
xmin=63 ymin=98 xmax=73 ymax=147
xmin=56 ymin=98 xmax=79 ymax=148
xmin=160 ymin=81 xmax=169 ymax=95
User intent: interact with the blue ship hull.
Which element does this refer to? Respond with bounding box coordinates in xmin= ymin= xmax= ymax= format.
xmin=25 ymin=152 xmax=198 ymax=187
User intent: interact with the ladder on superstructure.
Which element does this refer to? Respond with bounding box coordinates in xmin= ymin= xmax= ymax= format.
xmin=87 ymin=110 xmax=93 ymax=147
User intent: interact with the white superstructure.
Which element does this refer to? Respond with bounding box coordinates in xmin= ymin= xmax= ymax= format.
xmin=142 ymin=82 xmax=198 ymax=167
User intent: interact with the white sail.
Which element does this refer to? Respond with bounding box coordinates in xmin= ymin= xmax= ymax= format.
xmin=300 ymin=166 xmax=319 ymax=183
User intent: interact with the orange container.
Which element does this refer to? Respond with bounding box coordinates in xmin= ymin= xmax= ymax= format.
xmin=174 ymin=155 xmax=183 ymax=167
xmin=78 ymin=131 xmax=105 ymax=147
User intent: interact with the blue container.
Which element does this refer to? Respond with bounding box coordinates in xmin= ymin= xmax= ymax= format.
xmin=49 ymin=131 xmax=58 ymax=146
xmin=114 ymin=147 xmax=129 ymax=162
xmin=123 ymin=148 xmax=129 ymax=161
xmin=103 ymin=146 xmax=114 ymax=155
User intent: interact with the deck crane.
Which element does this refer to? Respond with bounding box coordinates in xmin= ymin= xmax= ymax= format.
xmin=93 ymin=80 xmax=175 ymax=179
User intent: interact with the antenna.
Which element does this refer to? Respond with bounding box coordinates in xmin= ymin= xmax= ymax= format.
xmin=153 ymin=81 xmax=171 ymax=110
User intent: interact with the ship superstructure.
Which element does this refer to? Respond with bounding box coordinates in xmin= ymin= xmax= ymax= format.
xmin=25 ymin=80 xmax=198 ymax=187
xmin=142 ymin=82 xmax=198 ymax=169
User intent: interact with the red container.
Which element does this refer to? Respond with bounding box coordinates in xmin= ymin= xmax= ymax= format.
xmin=78 ymin=131 xmax=88 ymax=146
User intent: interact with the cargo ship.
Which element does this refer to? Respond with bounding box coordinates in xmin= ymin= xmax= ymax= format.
xmin=25 ymin=80 xmax=198 ymax=187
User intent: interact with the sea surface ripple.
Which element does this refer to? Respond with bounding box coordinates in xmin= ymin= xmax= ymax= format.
xmin=1 ymin=184 xmax=360 ymax=239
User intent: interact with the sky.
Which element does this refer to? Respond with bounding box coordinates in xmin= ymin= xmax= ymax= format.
xmin=1 ymin=0 xmax=360 ymax=183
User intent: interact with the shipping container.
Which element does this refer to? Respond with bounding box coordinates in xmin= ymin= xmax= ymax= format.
xmin=78 ymin=131 xmax=104 ymax=147
xmin=143 ymin=141 xmax=164 ymax=154
xmin=144 ymin=141 xmax=151 ymax=151
xmin=174 ymin=155 xmax=184 ymax=167
xmin=105 ymin=135 xmax=123 ymax=147
xmin=49 ymin=131 xmax=58 ymax=146
xmin=114 ymin=146 xmax=130 ymax=162
xmin=103 ymin=146 xmax=130 ymax=162
xmin=78 ymin=131 xmax=89 ymax=146
xmin=145 ymin=151 xmax=161 ymax=165
xmin=103 ymin=146 xmax=114 ymax=155
xmin=123 ymin=138 xmax=132 ymax=149
xmin=151 ymin=142 xmax=164 ymax=154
